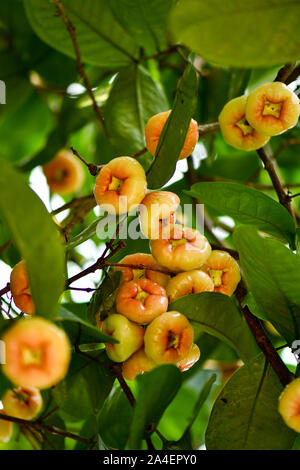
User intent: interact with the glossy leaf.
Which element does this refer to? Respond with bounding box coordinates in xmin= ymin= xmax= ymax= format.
xmin=147 ymin=64 xmax=198 ymax=189
xmin=170 ymin=292 xmax=258 ymax=363
xmin=186 ymin=182 xmax=296 ymax=246
xmin=24 ymin=0 xmax=138 ymax=67
xmin=0 ymin=159 xmax=64 ymax=318
xmin=233 ymin=225 xmax=300 ymax=344
xmin=206 ymin=354 xmax=296 ymax=449
xmin=170 ymin=0 xmax=300 ymax=67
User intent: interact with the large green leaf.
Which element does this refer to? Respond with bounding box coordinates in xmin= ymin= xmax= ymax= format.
xmin=206 ymin=354 xmax=296 ymax=449
xmin=186 ymin=182 xmax=296 ymax=246
xmin=109 ymin=0 xmax=176 ymax=55
xmin=52 ymin=351 xmax=114 ymax=419
xmin=24 ymin=0 xmax=138 ymax=67
xmin=0 ymin=159 xmax=64 ymax=318
xmin=169 ymin=0 xmax=300 ymax=67
xmin=233 ymin=225 xmax=300 ymax=344
xmin=147 ymin=64 xmax=198 ymax=189
xmin=104 ymin=64 xmax=168 ymax=154
xmin=127 ymin=365 xmax=182 ymax=450
xmin=170 ymin=292 xmax=258 ymax=363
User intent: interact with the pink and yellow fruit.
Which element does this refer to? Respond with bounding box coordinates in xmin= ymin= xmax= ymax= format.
xmin=278 ymin=378 xmax=300 ymax=432
xmin=219 ymin=95 xmax=270 ymax=151
xmin=246 ymin=82 xmax=300 ymax=136
xmin=94 ymin=157 xmax=147 ymax=214
xmin=177 ymin=344 xmax=200 ymax=372
xmin=144 ymin=311 xmax=194 ymax=364
xmin=10 ymin=260 xmax=34 ymax=315
xmin=42 ymin=149 xmax=84 ymax=195
xmin=0 ymin=411 xmax=13 ymax=443
xmin=166 ymin=270 xmax=214 ymax=303
xmin=138 ymin=191 xmax=180 ymax=239
xmin=201 ymin=250 xmax=240 ymax=296
xmin=145 ymin=110 xmax=199 ymax=159
xmin=2 ymin=317 xmax=71 ymax=389
xmin=116 ymin=278 xmax=168 ymax=324
xmin=2 ymin=386 xmax=42 ymax=420
xmin=113 ymin=253 xmax=170 ymax=288
xmin=122 ymin=348 xmax=156 ymax=381
xmin=150 ymin=225 xmax=211 ymax=272
xmin=101 ymin=313 xmax=144 ymax=362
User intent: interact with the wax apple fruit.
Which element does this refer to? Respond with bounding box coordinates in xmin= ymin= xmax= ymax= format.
xmin=94 ymin=156 xmax=147 ymax=214
xmin=246 ymin=82 xmax=300 ymax=136
xmin=101 ymin=314 xmax=144 ymax=362
xmin=177 ymin=344 xmax=200 ymax=372
xmin=114 ymin=253 xmax=170 ymax=287
xmin=150 ymin=225 xmax=211 ymax=272
xmin=122 ymin=348 xmax=156 ymax=381
xmin=139 ymin=191 xmax=180 ymax=239
xmin=202 ymin=250 xmax=240 ymax=296
xmin=0 ymin=411 xmax=13 ymax=443
xmin=144 ymin=311 xmax=194 ymax=364
xmin=116 ymin=278 xmax=168 ymax=324
xmin=10 ymin=260 xmax=34 ymax=315
xmin=2 ymin=317 xmax=71 ymax=389
xmin=42 ymin=149 xmax=84 ymax=195
xmin=166 ymin=270 xmax=214 ymax=302
xmin=2 ymin=386 xmax=42 ymax=420
xmin=219 ymin=95 xmax=270 ymax=151
xmin=278 ymin=378 xmax=300 ymax=432
xmin=145 ymin=110 xmax=199 ymax=159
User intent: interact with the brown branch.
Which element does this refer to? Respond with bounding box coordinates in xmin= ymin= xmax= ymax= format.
xmin=198 ymin=122 xmax=220 ymax=137
xmin=274 ymin=63 xmax=296 ymax=83
xmin=235 ymin=285 xmax=293 ymax=387
xmin=0 ymin=240 xmax=12 ymax=255
xmin=130 ymin=147 xmax=147 ymax=159
xmin=52 ymin=0 xmax=106 ymax=131
xmin=70 ymin=147 xmax=101 ymax=176
xmin=285 ymin=64 xmax=300 ymax=85
xmin=51 ymin=194 xmax=95 ymax=215
xmin=256 ymin=145 xmax=296 ymax=221
xmin=105 ymin=262 xmax=174 ymax=276
xmin=0 ymin=283 xmax=10 ymax=297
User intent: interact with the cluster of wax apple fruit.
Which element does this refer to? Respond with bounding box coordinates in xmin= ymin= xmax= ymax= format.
xmin=0 ymin=316 xmax=71 ymax=443
xmin=219 ymin=81 xmax=300 ymax=151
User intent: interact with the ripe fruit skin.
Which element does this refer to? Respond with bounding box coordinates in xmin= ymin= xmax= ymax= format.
xmin=42 ymin=149 xmax=84 ymax=195
xmin=10 ymin=260 xmax=34 ymax=315
xmin=278 ymin=378 xmax=300 ymax=432
xmin=201 ymin=250 xmax=241 ymax=296
xmin=150 ymin=225 xmax=211 ymax=272
xmin=116 ymin=278 xmax=168 ymax=324
xmin=246 ymin=82 xmax=300 ymax=136
xmin=219 ymin=95 xmax=270 ymax=151
xmin=177 ymin=344 xmax=200 ymax=372
xmin=2 ymin=386 xmax=42 ymax=420
xmin=114 ymin=253 xmax=170 ymax=288
xmin=0 ymin=411 xmax=13 ymax=443
xmin=138 ymin=191 xmax=180 ymax=239
xmin=101 ymin=313 xmax=144 ymax=362
xmin=122 ymin=348 xmax=156 ymax=381
xmin=144 ymin=311 xmax=194 ymax=364
xmin=93 ymin=156 xmax=147 ymax=214
xmin=166 ymin=270 xmax=214 ymax=302
xmin=2 ymin=317 xmax=71 ymax=389
xmin=144 ymin=110 xmax=199 ymax=159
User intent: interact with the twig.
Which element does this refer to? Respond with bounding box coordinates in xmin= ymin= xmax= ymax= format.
xmin=285 ymin=64 xmax=300 ymax=85
xmin=52 ymin=0 xmax=106 ymax=131
xmin=198 ymin=122 xmax=220 ymax=137
xmin=70 ymin=147 xmax=101 ymax=176
xmin=0 ymin=283 xmax=10 ymax=297
xmin=105 ymin=262 xmax=173 ymax=276
xmin=275 ymin=63 xmax=296 ymax=83
xmin=0 ymin=240 xmax=12 ymax=254
xmin=51 ymin=194 xmax=95 ymax=215
xmin=139 ymin=45 xmax=179 ymax=63
xmin=130 ymin=147 xmax=147 ymax=159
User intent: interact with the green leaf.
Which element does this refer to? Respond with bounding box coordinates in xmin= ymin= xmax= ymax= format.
xmin=66 ymin=218 xmax=101 ymax=251
xmin=169 ymin=0 xmax=300 ymax=67
xmin=147 ymin=64 xmax=198 ymax=189
xmin=52 ymin=351 xmax=114 ymax=419
xmin=0 ymin=159 xmax=64 ymax=318
xmin=233 ymin=225 xmax=300 ymax=344
xmin=170 ymin=292 xmax=258 ymax=363
xmin=185 ymin=182 xmax=296 ymax=246
xmin=104 ymin=64 xmax=168 ymax=154
xmin=24 ymin=0 xmax=138 ymax=67
xmin=87 ymin=271 xmax=122 ymax=325
xmin=127 ymin=365 xmax=182 ymax=450
xmin=55 ymin=306 xmax=118 ymax=344
xmin=109 ymin=0 xmax=176 ymax=55
xmin=205 ymin=354 xmax=296 ymax=449
xmin=98 ymin=387 xmax=133 ymax=450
